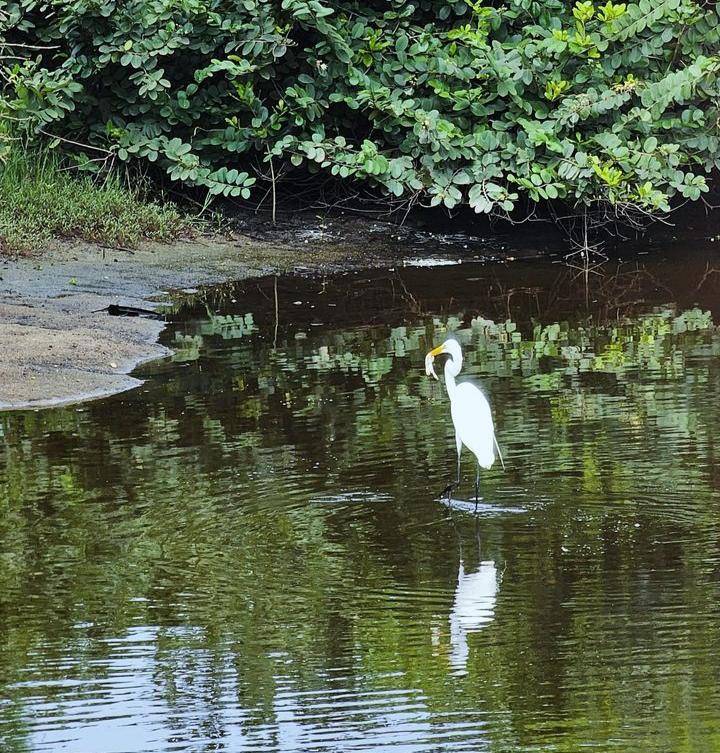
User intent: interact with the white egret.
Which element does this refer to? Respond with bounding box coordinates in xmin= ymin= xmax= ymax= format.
xmin=425 ymin=338 xmax=503 ymax=506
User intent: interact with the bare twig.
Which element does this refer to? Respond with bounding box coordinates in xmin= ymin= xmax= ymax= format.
xmin=37 ymin=129 xmax=113 ymax=155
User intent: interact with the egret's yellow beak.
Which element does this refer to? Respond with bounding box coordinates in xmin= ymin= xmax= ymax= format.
xmin=429 ymin=344 xmax=445 ymax=357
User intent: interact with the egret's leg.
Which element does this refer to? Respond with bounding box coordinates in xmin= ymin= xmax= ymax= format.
xmin=440 ymin=437 xmax=462 ymax=501
xmin=474 ymin=466 xmax=480 ymax=513
xmin=454 ymin=435 xmax=462 ymax=498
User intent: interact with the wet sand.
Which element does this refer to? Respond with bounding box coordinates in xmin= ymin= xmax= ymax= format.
xmin=0 ymin=234 xmax=384 ymax=410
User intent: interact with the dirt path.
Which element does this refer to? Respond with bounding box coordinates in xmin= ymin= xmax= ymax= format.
xmin=0 ymin=234 xmax=379 ymax=410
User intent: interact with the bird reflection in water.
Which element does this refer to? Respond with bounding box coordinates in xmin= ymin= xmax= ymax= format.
xmin=449 ymin=558 xmax=498 ymax=674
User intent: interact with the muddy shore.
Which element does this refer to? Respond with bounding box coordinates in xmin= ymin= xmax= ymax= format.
xmin=0 ymin=232 xmax=403 ymax=410
xmin=3 ymin=209 xmax=717 ymax=411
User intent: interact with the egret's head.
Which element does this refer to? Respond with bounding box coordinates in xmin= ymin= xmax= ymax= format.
xmin=428 ymin=338 xmax=463 ymax=361
xmin=425 ymin=338 xmax=463 ymax=379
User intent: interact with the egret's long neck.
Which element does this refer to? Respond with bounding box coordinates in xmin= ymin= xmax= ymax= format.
xmin=444 ymin=360 xmax=458 ymax=400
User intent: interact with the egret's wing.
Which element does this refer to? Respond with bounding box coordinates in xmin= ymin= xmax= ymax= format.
xmin=451 ymin=382 xmax=496 ymax=468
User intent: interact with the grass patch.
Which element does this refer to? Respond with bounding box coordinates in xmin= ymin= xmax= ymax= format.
xmin=0 ymin=144 xmax=190 ymax=254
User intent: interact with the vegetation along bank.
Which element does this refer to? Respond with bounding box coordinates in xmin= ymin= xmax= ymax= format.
xmin=1 ymin=0 xmax=719 ymax=246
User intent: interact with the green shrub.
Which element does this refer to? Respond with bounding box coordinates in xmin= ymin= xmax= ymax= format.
xmin=1 ymin=0 xmax=718 ymax=226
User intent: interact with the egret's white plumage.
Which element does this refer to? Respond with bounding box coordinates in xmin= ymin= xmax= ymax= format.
xmin=426 ymin=338 xmax=502 ymax=501
xmin=451 ymin=383 xmax=495 ymax=469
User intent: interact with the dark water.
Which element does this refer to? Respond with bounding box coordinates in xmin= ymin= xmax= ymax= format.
xmin=3 ymin=253 xmax=720 ymax=753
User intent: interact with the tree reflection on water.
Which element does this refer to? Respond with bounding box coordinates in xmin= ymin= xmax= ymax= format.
xmin=2 ymin=256 xmax=720 ymax=752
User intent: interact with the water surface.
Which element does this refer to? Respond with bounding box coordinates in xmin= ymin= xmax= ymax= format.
xmin=2 ymin=252 xmax=720 ymax=752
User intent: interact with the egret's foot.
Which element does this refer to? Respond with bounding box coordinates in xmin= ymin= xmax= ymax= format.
xmin=440 ymin=481 xmax=457 ymax=501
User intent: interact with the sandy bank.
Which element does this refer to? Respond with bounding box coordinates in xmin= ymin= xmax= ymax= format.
xmin=0 ymin=234 xmax=377 ymax=410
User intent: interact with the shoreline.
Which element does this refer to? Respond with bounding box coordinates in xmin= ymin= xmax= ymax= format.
xmin=0 ymin=233 xmax=394 ymax=411
xmin=4 ymin=216 xmax=718 ymax=412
